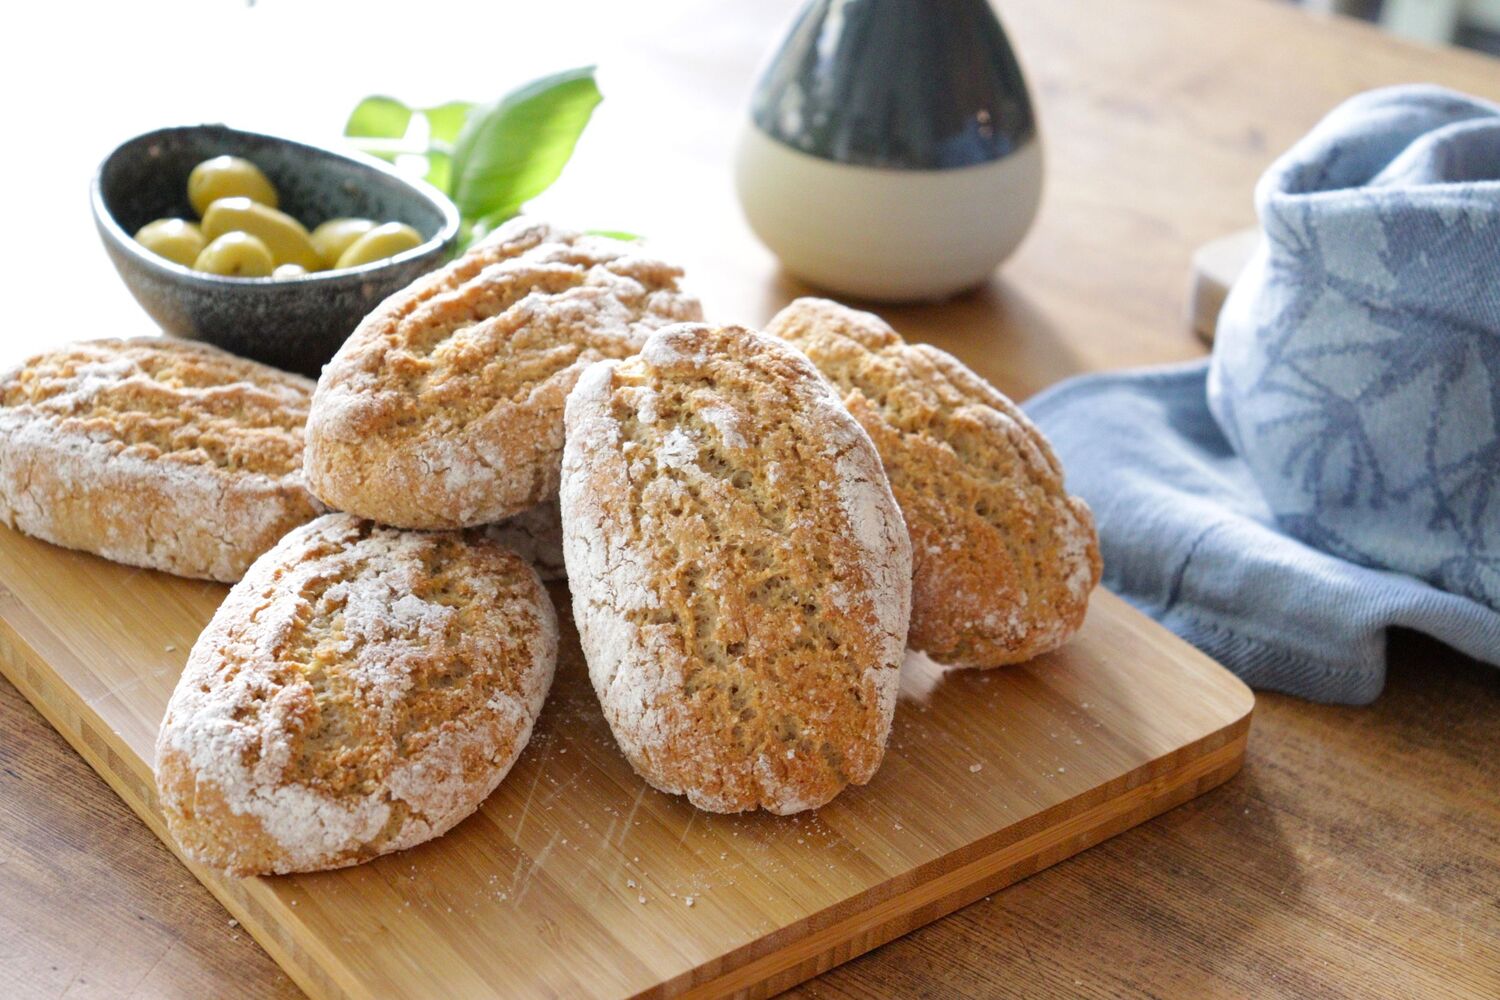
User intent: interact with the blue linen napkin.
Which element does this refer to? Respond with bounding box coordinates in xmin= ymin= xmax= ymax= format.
xmin=1023 ymin=85 xmax=1500 ymax=704
xmin=1026 ymin=361 xmax=1500 ymax=704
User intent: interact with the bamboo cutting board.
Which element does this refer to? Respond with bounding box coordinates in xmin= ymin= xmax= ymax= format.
xmin=0 ymin=520 xmax=1252 ymax=999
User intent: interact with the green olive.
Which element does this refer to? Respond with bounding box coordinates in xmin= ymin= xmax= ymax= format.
xmin=272 ymin=263 xmax=308 ymax=279
xmin=201 ymin=197 xmax=323 ymax=270
xmin=193 ymin=232 xmax=275 ymax=277
xmin=334 ymin=222 xmax=424 ymax=269
xmin=134 ymin=218 xmax=205 ymax=267
xmin=310 ymin=218 xmax=376 ymax=268
xmin=187 ymin=156 xmax=278 ymax=216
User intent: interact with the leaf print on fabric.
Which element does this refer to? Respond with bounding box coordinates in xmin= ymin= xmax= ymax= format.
xmin=1209 ymin=85 xmax=1500 ymax=612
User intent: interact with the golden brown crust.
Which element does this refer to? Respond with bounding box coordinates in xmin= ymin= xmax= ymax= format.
xmin=304 ymin=218 xmax=702 ymax=529
xmin=561 ymin=323 xmax=910 ymax=814
xmin=0 ymin=337 xmax=321 ymax=582
xmin=154 ymin=513 xmax=558 ymax=876
xmin=767 ymin=298 xmax=1101 ymax=667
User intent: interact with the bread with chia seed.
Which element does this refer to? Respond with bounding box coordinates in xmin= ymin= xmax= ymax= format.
xmin=560 ymin=322 xmax=911 ymax=814
xmin=0 ymin=336 xmax=321 ymax=582
xmin=767 ymin=298 xmax=1099 ymax=667
xmin=154 ymin=513 xmax=557 ymax=876
xmin=304 ymin=218 xmax=702 ymax=529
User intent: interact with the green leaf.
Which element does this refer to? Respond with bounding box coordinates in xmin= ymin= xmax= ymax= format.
xmin=345 ymin=96 xmax=413 ymax=140
xmin=459 ymin=206 xmax=520 ymax=251
xmin=423 ymin=101 xmax=476 ymax=147
xmin=450 ymin=66 xmax=602 ymax=221
xmin=585 ymin=229 xmax=641 ymax=242
xmin=425 ymin=150 xmax=452 ymax=192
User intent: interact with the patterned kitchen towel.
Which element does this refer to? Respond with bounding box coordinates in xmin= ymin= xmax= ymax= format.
xmin=1024 ymin=86 xmax=1500 ymax=703
xmin=1026 ymin=361 xmax=1500 ymax=704
xmin=1210 ymin=84 xmax=1500 ymax=613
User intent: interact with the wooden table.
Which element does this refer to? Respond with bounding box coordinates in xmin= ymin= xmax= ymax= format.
xmin=2 ymin=0 xmax=1497 ymax=996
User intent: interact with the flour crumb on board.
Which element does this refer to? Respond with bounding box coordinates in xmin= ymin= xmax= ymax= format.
xmin=969 ymin=763 xmax=983 ymax=773
xmin=684 ymin=896 xmax=695 ymax=907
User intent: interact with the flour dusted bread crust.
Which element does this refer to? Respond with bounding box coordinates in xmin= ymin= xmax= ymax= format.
xmin=155 ymin=513 xmax=557 ymax=876
xmin=561 ymin=323 xmax=911 ymax=814
xmin=484 ymin=498 xmax=565 ymax=581
xmin=768 ymin=298 xmax=1100 ymax=667
xmin=305 ymin=218 xmax=702 ymax=529
xmin=0 ymin=337 xmax=321 ymax=582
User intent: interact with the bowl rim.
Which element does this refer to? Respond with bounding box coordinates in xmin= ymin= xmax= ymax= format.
xmin=91 ymin=122 xmax=462 ymax=286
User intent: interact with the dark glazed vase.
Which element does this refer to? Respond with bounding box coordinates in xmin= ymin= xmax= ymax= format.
xmin=735 ymin=0 xmax=1043 ymax=302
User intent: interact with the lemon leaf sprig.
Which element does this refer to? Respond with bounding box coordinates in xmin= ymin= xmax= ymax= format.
xmin=346 ymin=67 xmax=606 ymax=250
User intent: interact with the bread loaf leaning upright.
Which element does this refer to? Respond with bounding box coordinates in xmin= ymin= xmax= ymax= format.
xmin=155 ymin=513 xmax=557 ymax=876
xmin=0 ymin=337 xmax=322 ymax=582
xmin=304 ymin=218 xmax=702 ymax=530
xmin=561 ymin=323 xmax=911 ymax=815
xmin=767 ymin=298 xmax=1100 ymax=668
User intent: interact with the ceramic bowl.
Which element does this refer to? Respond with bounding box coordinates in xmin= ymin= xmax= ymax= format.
xmin=92 ymin=124 xmax=460 ymax=376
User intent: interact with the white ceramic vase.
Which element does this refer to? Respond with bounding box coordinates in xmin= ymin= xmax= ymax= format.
xmin=734 ymin=0 xmax=1043 ymax=303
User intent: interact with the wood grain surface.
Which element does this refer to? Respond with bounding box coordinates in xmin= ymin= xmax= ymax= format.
xmin=2 ymin=0 xmax=1498 ymax=997
xmin=1189 ymin=228 xmax=1259 ymax=343
xmin=0 ymin=517 xmax=1251 ymax=999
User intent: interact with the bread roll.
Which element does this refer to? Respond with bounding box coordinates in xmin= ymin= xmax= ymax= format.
xmin=155 ymin=513 xmax=557 ymax=876
xmin=0 ymin=336 xmax=321 ymax=582
xmin=561 ymin=323 xmax=910 ymax=814
xmin=768 ymin=298 xmax=1100 ymax=667
xmin=305 ymin=218 xmax=701 ymax=529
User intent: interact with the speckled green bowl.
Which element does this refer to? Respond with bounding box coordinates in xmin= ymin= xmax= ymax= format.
xmin=92 ymin=124 xmax=460 ymax=377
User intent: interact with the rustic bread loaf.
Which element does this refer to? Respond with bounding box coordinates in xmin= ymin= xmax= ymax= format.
xmin=0 ymin=337 xmax=321 ymax=582
xmin=767 ymin=298 xmax=1100 ymax=667
xmin=561 ymin=322 xmax=911 ymax=814
xmin=483 ymin=498 xmax=565 ymax=581
xmin=305 ymin=218 xmax=702 ymax=529
xmin=155 ymin=513 xmax=557 ymax=876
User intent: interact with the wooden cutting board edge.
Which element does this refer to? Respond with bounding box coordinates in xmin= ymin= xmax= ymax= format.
xmin=0 ymin=587 xmax=1252 ymax=1000
xmin=0 ymin=610 xmax=346 ymax=1000
xmin=1188 ymin=227 xmax=1260 ymax=345
xmin=671 ymin=726 xmax=1249 ymax=1000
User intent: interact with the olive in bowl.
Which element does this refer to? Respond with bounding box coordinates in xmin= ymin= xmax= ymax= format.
xmin=92 ymin=124 xmax=460 ymax=376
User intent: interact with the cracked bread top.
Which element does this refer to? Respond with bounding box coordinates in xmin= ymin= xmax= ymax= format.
xmin=561 ymin=323 xmax=911 ymax=815
xmin=305 ymin=217 xmax=703 ymax=529
xmin=155 ymin=513 xmax=558 ymax=876
xmin=0 ymin=337 xmax=321 ymax=581
xmin=767 ymin=298 xmax=1100 ymax=667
